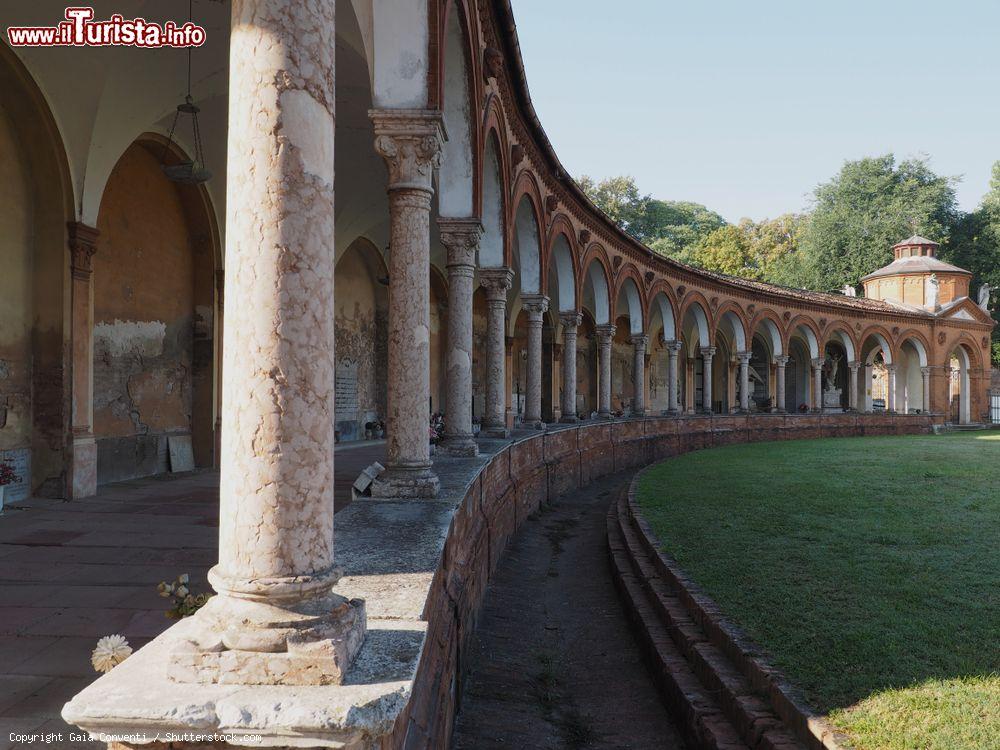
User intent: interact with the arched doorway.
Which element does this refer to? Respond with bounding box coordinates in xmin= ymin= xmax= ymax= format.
xmin=333 ymin=237 xmax=389 ymax=442
xmin=949 ymin=345 xmax=973 ymax=424
xmin=92 ymin=139 xmax=219 ymax=484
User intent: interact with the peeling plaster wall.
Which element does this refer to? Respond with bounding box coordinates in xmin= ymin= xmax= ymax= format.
xmin=0 ymin=102 xmax=33 ymax=457
xmin=334 ymin=248 xmax=387 ymax=441
xmin=93 ymin=144 xmax=196 ymax=484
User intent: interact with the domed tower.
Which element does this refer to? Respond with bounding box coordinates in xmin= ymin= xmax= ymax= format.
xmin=861 ymin=235 xmax=972 ymax=311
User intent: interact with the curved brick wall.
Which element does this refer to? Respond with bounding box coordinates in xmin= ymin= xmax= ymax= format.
xmin=395 ymin=413 xmax=933 ymax=747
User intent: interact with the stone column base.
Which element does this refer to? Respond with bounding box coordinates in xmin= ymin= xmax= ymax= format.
xmin=598 ymin=411 xmax=613 ymax=420
xmin=371 ymin=465 xmax=441 ymax=498
xmin=559 ymin=415 xmax=579 ymax=424
xmin=482 ymin=427 xmax=510 ymax=439
xmin=665 ymin=409 xmax=680 ymax=417
xmin=168 ymin=593 xmax=366 ymax=686
xmin=70 ymin=434 xmax=98 ymax=499
xmin=437 ymin=436 xmax=479 ymax=457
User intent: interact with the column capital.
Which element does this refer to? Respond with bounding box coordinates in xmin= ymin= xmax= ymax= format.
xmin=921 ymin=366 xmax=932 ymax=376
xmin=438 ymin=217 xmax=483 ymax=268
xmin=596 ymin=323 xmax=617 ymax=343
xmin=560 ymin=310 xmax=583 ymax=329
xmin=775 ymin=355 xmax=790 ymax=366
xmin=664 ymin=338 xmax=683 ymax=353
xmin=630 ymin=334 xmax=650 ymax=348
xmin=521 ymin=293 xmax=550 ymax=319
xmin=737 ymin=350 xmax=752 ymax=364
xmin=885 ymin=363 xmax=898 ymax=373
xmin=811 ymin=357 xmax=826 ymax=369
xmin=480 ymin=266 xmax=514 ymax=302
xmin=370 ymin=108 xmax=444 ymax=193
xmin=849 ymin=360 xmax=862 ymax=371
xmin=700 ymin=346 xmax=717 ymax=358
xmin=68 ymin=221 xmax=99 ymax=280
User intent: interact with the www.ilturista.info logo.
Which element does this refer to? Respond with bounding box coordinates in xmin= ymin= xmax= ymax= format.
xmin=7 ymin=7 xmax=206 ymax=48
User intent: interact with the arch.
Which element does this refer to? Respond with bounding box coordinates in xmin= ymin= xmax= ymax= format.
xmin=438 ymin=0 xmax=477 ymax=218
xmin=479 ymin=130 xmax=506 ymax=268
xmin=582 ymin=254 xmax=611 ymax=325
xmin=786 ymin=316 xmax=821 ymax=360
xmin=821 ymin=324 xmax=858 ymax=363
xmin=614 ymin=270 xmax=645 ymax=336
xmin=678 ymin=294 xmax=713 ymax=351
xmin=859 ymin=326 xmax=895 ymax=366
xmin=542 ymin=214 xmax=579 ymax=290
xmin=948 ymin=343 xmax=974 ymax=424
xmin=647 ymin=290 xmax=677 ymax=342
xmin=750 ymin=310 xmax=784 ymax=359
xmin=897 ymin=331 xmax=929 ymax=368
xmin=93 ymin=138 xmax=220 ymax=480
xmin=546 ymin=230 xmax=577 ymax=313
xmin=0 ymin=42 xmax=75 ymax=497
xmin=716 ymin=305 xmax=748 ymax=352
xmin=511 ymin=190 xmax=543 ymax=294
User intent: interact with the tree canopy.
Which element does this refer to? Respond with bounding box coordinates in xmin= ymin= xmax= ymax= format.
xmin=578 ymin=156 xmax=999 ymax=364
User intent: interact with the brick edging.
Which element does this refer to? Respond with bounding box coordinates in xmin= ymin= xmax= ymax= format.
xmin=626 ymin=464 xmax=854 ymax=750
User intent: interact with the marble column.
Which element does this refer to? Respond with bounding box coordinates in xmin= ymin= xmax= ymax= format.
xmin=68 ymin=222 xmax=99 ymax=499
xmin=596 ymin=324 xmax=616 ymax=418
xmin=369 ymin=109 xmax=444 ymax=498
xmin=811 ymin=358 xmax=824 ymax=411
xmin=665 ymin=339 xmax=682 ymax=415
xmin=560 ymin=312 xmax=583 ymax=422
xmin=521 ymin=294 xmax=549 ymax=429
xmin=848 ymin=361 xmax=860 ymax=411
xmin=213 ymin=270 xmax=224 ymax=468
xmin=738 ymin=351 xmax=751 ymax=412
xmin=631 ymin=335 xmax=649 ymax=416
xmin=170 ymin=0 xmax=365 ymax=686
xmin=886 ymin=364 xmax=897 ymax=412
xmin=437 ymin=219 xmax=482 ymax=456
xmin=921 ymin=367 xmax=932 ymax=413
xmin=481 ymin=268 xmax=513 ymax=437
xmin=775 ymin=355 xmax=789 ymax=413
xmin=701 ymin=346 xmax=716 ymax=413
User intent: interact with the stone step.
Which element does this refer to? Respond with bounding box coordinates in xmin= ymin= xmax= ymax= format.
xmin=607 ymin=490 xmax=751 ymax=750
xmin=609 ymin=487 xmax=809 ymax=750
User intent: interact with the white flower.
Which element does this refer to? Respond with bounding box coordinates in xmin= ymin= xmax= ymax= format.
xmin=175 ymin=585 xmax=189 ymax=598
xmin=178 ymin=573 xmax=189 ymax=584
xmin=91 ymin=635 xmax=132 ymax=673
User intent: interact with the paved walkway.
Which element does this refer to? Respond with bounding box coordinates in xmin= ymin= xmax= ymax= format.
xmin=0 ymin=442 xmax=384 ymax=749
xmin=451 ymin=472 xmax=686 ymax=750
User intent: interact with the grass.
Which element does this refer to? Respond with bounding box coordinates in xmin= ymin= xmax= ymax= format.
xmin=636 ymin=433 xmax=1000 ymax=750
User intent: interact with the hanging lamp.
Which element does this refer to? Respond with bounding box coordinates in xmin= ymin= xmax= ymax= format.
xmin=161 ymin=0 xmax=211 ymax=184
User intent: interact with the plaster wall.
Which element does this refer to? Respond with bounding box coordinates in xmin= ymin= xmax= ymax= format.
xmin=93 ymin=144 xmax=196 ymax=483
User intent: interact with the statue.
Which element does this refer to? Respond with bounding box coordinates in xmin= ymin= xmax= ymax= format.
xmin=841 ymin=284 xmax=857 ymax=297
xmin=979 ymin=283 xmax=991 ymax=311
xmin=927 ymin=273 xmax=939 ymax=309
xmin=824 ymin=353 xmax=841 ymax=385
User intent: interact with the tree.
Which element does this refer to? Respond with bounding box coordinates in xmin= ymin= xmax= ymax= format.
xmin=940 ymin=160 xmax=1000 ymax=364
xmin=800 ymin=155 xmax=960 ymax=292
xmin=686 ymin=214 xmax=806 ymax=282
xmin=578 ymin=175 xmax=725 ymax=256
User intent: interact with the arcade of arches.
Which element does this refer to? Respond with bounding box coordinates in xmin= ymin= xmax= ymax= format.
xmin=0 ymin=0 xmax=994 ymax=746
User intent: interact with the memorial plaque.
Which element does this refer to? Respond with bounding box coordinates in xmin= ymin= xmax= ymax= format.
xmin=335 ymin=361 xmax=359 ymax=422
xmin=168 ymin=434 xmax=195 ymax=473
xmin=0 ymin=448 xmax=30 ymax=502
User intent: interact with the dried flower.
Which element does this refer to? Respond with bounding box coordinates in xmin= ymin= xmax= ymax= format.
xmin=91 ymin=635 xmax=132 ymax=673
xmin=157 ymin=573 xmax=211 ymax=619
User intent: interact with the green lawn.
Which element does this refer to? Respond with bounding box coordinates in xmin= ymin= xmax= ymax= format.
xmin=636 ymin=433 xmax=1000 ymax=750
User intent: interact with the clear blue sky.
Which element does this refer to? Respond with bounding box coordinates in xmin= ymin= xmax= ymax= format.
xmin=510 ymin=0 xmax=1000 ymax=223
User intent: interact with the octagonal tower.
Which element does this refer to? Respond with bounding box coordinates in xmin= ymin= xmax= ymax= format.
xmin=861 ymin=235 xmax=972 ymax=311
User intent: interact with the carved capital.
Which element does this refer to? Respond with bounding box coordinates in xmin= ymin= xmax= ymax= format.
xmin=521 ymin=294 xmax=549 ymax=320
xmin=849 ymin=360 xmax=862 ymax=371
xmin=775 ymin=355 xmax=791 ymax=367
xmin=700 ymin=346 xmax=717 ymax=359
xmin=369 ymin=109 xmax=443 ymax=192
xmin=737 ymin=351 xmax=752 ymax=364
xmin=596 ymin=323 xmax=617 ymax=344
xmin=480 ymin=267 xmax=514 ymax=302
xmin=630 ymin=334 xmax=649 ymax=350
xmin=812 ymin=358 xmax=826 ymax=370
xmin=438 ymin=217 xmax=483 ymax=268
xmin=664 ymin=338 xmax=683 ymax=354
xmin=560 ymin=311 xmax=583 ymax=329
xmin=68 ymin=222 xmax=99 ymax=280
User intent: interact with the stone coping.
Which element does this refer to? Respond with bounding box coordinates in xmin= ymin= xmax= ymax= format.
xmin=63 ymin=413 xmax=931 ymax=748
xmin=626 ymin=465 xmax=853 ymax=750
